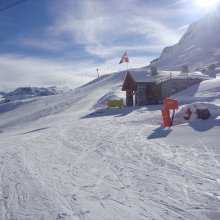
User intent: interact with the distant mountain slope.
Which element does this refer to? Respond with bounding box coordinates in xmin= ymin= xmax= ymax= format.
xmin=0 ymin=86 xmax=70 ymax=103
xmin=150 ymin=8 xmax=220 ymax=72
xmin=0 ymin=70 xmax=126 ymax=130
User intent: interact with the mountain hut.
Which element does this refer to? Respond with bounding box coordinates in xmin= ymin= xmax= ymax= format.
xmin=121 ymin=70 xmax=203 ymax=106
xmin=122 ymin=70 xmax=162 ymax=106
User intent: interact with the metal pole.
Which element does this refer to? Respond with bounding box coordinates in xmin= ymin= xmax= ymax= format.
xmin=96 ymin=68 xmax=99 ymax=78
xmin=171 ymin=109 xmax=175 ymax=126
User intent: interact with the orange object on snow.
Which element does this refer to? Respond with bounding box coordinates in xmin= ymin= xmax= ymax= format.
xmin=161 ymin=98 xmax=179 ymax=127
xmin=161 ymin=109 xmax=172 ymax=127
xmin=164 ymin=98 xmax=178 ymax=110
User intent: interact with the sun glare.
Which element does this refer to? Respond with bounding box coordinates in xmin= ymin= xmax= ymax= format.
xmin=196 ymin=0 xmax=219 ymax=7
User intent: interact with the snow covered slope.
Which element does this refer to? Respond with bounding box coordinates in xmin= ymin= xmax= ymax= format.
xmin=150 ymin=8 xmax=220 ymax=72
xmin=0 ymin=66 xmax=220 ymax=220
xmin=0 ymin=71 xmax=126 ymax=132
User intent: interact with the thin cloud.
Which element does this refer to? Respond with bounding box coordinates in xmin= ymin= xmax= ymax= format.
xmin=14 ymin=1 xmax=184 ymax=59
xmin=48 ymin=0 xmax=182 ymax=57
xmin=171 ymin=0 xmax=189 ymax=6
xmin=84 ymin=44 xmax=164 ymax=58
xmin=0 ymin=54 xmax=95 ymax=92
xmin=20 ymin=38 xmax=67 ymax=52
xmin=177 ymin=24 xmax=189 ymax=31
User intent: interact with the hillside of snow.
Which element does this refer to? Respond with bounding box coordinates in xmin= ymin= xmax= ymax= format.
xmin=150 ymin=8 xmax=220 ymax=72
xmin=0 ymin=65 xmax=220 ymax=220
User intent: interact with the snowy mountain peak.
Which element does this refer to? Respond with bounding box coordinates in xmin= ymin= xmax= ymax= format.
xmin=0 ymin=86 xmax=71 ymax=103
xmin=150 ymin=9 xmax=220 ymax=72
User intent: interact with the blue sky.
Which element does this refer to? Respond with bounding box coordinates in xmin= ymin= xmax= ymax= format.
xmin=0 ymin=0 xmax=218 ymax=91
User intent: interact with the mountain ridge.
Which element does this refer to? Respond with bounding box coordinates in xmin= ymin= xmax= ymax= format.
xmin=150 ymin=8 xmax=220 ymax=72
xmin=0 ymin=86 xmax=71 ymax=104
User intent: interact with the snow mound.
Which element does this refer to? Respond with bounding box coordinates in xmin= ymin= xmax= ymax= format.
xmin=172 ymin=76 xmax=220 ymax=104
xmin=93 ymin=86 xmax=125 ymax=109
xmin=174 ymin=102 xmax=220 ymax=125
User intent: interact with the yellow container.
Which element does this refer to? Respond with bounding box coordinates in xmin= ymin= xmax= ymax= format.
xmin=107 ymin=99 xmax=123 ymax=108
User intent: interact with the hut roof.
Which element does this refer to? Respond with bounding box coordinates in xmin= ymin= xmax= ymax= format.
xmin=122 ymin=70 xmax=157 ymax=91
xmin=128 ymin=70 xmax=156 ymax=83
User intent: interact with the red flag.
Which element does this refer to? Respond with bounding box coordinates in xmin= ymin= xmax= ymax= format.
xmin=119 ymin=52 xmax=129 ymax=64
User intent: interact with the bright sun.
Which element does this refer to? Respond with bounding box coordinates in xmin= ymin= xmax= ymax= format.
xmin=196 ymin=0 xmax=219 ymax=7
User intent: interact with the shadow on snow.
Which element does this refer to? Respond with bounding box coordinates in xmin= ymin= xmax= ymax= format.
xmin=81 ymin=104 xmax=163 ymax=119
xmin=147 ymin=126 xmax=172 ymax=139
xmin=0 ymin=99 xmax=35 ymax=113
xmin=189 ymin=118 xmax=220 ymax=132
xmin=80 ymin=106 xmax=136 ymax=119
xmin=17 ymin=127 xmax=50 ymax=135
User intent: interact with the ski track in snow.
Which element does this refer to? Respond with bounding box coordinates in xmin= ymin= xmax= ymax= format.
xmin=0 ymin=105 xmax=219 ymax=220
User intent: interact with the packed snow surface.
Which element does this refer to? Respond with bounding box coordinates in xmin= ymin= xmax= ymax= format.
xmin=0 ymin=69 xmax=219 ymax=220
